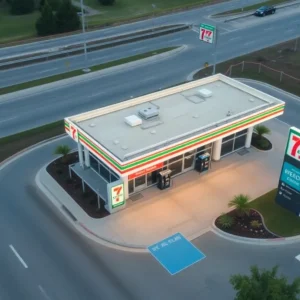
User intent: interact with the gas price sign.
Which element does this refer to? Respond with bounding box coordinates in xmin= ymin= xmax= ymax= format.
xmin=199 ymin=23 xmax=216 ymax=44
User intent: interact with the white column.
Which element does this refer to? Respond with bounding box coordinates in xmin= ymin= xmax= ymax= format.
xmin=245 ymin=126 xmax=254 ymax=148
xmin=212 ymin=138 xmax=222 ymax=161
xmin=78 ymin=142 xmax=84 ymax=168
xmin=84 ymin=146 xmax=90 ymax=167
xmin=123 ymin=175 xmax=129 ymax=200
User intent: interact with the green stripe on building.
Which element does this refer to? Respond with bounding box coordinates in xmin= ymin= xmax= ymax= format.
xmin=76 ymin=104 xmax=284 ymax=172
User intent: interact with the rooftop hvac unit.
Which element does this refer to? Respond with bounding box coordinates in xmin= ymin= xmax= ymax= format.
xmin=124 ymin=115 xmax=142 ymax=127
xmin=138 ymin=106 xmax=159 ymax=120
xmin=197 ymin=88 xmax=212 ymax=98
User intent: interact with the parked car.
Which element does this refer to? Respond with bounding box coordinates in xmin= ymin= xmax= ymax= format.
xmin=254 ymin=6 xmax=276 ymax=17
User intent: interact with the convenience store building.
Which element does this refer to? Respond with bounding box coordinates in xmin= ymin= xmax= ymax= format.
xmin=64 ymin=74 xmax=285 ymax=213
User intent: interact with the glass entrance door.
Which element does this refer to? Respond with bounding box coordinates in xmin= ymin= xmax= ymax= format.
xmin=134 ymin=175 xmax=147 ymax=192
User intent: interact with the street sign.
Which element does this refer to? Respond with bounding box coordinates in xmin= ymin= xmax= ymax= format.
xmin=148 ymin=233 xmax=206 ymax=275
xmin=276 ymin=127 xmax=300 ymax=215
xmin=199 ymin=23 xmax=216 ymax=44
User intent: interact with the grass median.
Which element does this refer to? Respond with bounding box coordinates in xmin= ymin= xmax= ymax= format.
xmin=213 ymin=0 xmax=293 ymax=16
xmin=250 ymin=189 xmax=300 ymax=237
xmin=0 ymin=46 xmax=177 ymax=95
xmin=194 ymin=38 xmax=300 ymax=97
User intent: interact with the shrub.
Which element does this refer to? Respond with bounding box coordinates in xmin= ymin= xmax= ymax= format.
xmin=250 ymin=220 xmax=261 ymax=229
xmin=228 ymin=194 xmax=251 ymax=217
xmin=218 ymin=213 xmax=235 ymax=229
xmin=36 ymin=0 xmax=57 ymax=36
xmin=10 ymin=0 xmax=35 ymax=15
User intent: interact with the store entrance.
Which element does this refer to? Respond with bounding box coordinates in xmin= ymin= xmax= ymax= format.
xmin=134 ymin=175 xmax=147 ymax=192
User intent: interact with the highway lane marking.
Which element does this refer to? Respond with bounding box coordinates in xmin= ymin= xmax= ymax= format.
xmin=296 ymin=254 xmax=300 ymax=262
xmin=39 ymin=68 xmax=58 ymax=74
xmin=0 ymin=116 xmax=17 ymax=124
xmin=169 ymin=38 xmax=183 ymax=42
xmin=228 ymin=37 xmax=240 ymax=41
xmin=132 ymin=46 xmax=146 ymax=52
xmin=244 ymin=41 xmax=255 ymax=46
xmin=91 ymin=55 xmax=110 ymax=61
xmin=263 ymin=27 xmax=272 ymax=32
xmin=38 ymin=285 xmax=52 ymax=300
xmin=9 ymin=245 xmax=28 ymax=269
xmin=285 ymin=28 xmax=295 ymax=33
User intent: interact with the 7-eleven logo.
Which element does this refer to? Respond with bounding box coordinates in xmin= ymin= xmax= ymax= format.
xmin=287 ymin=130 xmax=300 ymax=161
xmin=70 ymin=125 xmax=78 ymax=142
xmin=111 ymin=184 xmax=124 ymax=208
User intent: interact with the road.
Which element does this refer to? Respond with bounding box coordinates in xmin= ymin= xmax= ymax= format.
xmin=1 ymin=4 xmax=300 ymax=137
xmin=0 ymin=90 xmax=299 ymax=298
xmin=1 ymin=2 xmax=300 ymax=87
xmin=0 ymin=0 xmax=265 ymax=59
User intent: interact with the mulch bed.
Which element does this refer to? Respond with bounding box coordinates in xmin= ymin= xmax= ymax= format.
xmin=46 ymin=152 xmax=109 ymax=219
xmin=251 ymin=133 xmax=272 ymax=151
xmin=215 ymin=209 xmax=279 ymax=239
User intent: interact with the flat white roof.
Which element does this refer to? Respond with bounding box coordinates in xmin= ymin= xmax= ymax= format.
xmin=69 ymin=74 xmax=284 ymax=161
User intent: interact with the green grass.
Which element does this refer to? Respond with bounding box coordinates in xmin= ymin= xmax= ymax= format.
xmin=0 ymin=46 xmax=177 ymax=95
xmin=0 ymin=120 xmax=65 ymax=162
xmin=250 ymin=189 xmax=300 ymax=237
xmin=85 ymin=0 xmax=211 ymax=27
xmin=0 ymin=3 xmax=39 ymax=44
xmin=213 ymin=0 xmax=293 ymax=16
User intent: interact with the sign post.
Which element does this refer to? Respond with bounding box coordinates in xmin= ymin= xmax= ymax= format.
xmin=199 ymin=23 xmax=217 ymax=75
xmin=275 ymin=127 xmax=300 ymax=215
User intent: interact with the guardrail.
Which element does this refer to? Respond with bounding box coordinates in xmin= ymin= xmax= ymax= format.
xmin=0 ymin=24 xmax=190 ymax=70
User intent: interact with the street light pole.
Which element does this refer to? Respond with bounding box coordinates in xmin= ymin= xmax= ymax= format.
xmin=212 ymin=26 xmax=218 ymax=75
xmin=80 ymin=0 xmax=90 ymax=72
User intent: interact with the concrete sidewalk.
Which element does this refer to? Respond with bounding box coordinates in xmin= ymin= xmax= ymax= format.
xmin=36 ymin=119 xmax=289 ymax=250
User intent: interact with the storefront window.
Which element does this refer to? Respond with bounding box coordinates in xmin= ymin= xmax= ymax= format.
xmin=184 ymin=151 xmax=195 ymax=169
xmin=110 ymin=171 xmax=119 ymax=182
xmin=234 ymin=134 xmax=247 ymax=150
xmin=128 ymin=180 xmax=134 ymax=194
xmin=147 ymin=170 xmax=159 ymax=186
xmin=235 ymin=129 xmax=247 ymax=137
xmin=223 ymin=134 xmax=235 ymax=142
xmin=168 ymin=154 xmax=183 ymax=164
xmin=135 ymin=175 xmax=146 ymax=188
xmin=90 ymin=154 xmax=99 ymax=173
xmin=221 ymin=140 xmax=234 ymax=157
xmin=100 ymin=164 xmax=110 ymax=182
xmin=169 ymin=160 xmax=183 ymax=176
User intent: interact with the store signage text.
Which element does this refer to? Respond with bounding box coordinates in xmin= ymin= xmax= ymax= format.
xmin=286 ymin=131 xmax=300 ymax=161
xmin=128 ymin=163 xmax=164 ymax=180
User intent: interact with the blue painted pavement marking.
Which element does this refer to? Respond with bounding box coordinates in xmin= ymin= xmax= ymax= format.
xmin=147 ymin=232 xmax=206 ymax=275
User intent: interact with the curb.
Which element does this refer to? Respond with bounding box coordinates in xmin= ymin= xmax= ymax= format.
xmin=211 ymin=217 xmax=300 ymax=246
xmin=0 ymin=45 xmax=187 ymax=103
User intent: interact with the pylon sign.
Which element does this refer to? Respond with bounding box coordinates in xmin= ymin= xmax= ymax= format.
xmin=275 ymin=127 xmax=300 ymax=216
xmin=199 ymin=23 xmax=216 ymax=44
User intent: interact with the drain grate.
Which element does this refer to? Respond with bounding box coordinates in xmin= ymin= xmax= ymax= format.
xmin=237 ymin=148 xmax=249 ymax=156
xmin=130 ymin=193 xmax=144 ymax=202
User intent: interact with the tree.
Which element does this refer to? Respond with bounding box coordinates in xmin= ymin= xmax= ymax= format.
xmin=254 ymin=124 xmax=271 ymax=141
xmin=228 ymin=194 xmax=250 ymax=217
xmin=54 ymin=145 xmax=71 ymax=163
xmin=36 ymin=0 xmax=56 ymax=36
xmin=10 ymin=0 xmax=35 ymax=14
xmin=55 ymin=0 xmax=80 ymax=33
xmin=230 ymin=265 xmax=300 ymax=300
xmin=98 ymin=0 xmax=115 ymax=5
xmin=39 ymin=0 xmax=61 ymax=11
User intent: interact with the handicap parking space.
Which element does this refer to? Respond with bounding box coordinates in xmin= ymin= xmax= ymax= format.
xmin=148 ymin=233 xmax=206 ymax=275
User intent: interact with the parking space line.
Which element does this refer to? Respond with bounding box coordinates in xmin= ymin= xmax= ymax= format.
xmin=296 ymin=254 xmax=300 ymax=262
xmin=9 ymin=245 xmax=28 ymax=269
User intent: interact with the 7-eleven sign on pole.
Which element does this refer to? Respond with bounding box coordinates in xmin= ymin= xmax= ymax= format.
xmin=199 ymin=23 xmax=216 ymax=44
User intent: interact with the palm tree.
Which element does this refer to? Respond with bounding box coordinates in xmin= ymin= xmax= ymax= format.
xmin=228 ymin=194 xmax=251 ymax=217
xmin=54 ymin=144 xmax=71 ymax=163
xmin=254 ymin=124 xmax=271 ymax=141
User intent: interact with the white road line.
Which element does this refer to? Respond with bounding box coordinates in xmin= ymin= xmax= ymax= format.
xmin=91 ymin=55 xmax=109 ymax=61
xmin=132 ymin=47 xmax=146 ymax=52
xmin=285 ymin=28 xmax=294 ymax=33
xmin=0 ymin=116 xmax=17 ymax=124
xmin=263 ymin=27 xmax=272 ymax=31
xmin=140 ymin=76 xmax=155 ymax=83
xmin=296 ymin=254 xmax=300 ymax=262
xmin=244 ymin=41 xmax=255 ymax=46
xmin=192 ymin=28 xmax=199 ymax=33
xmin=38 ymin=285 xmax=52 ymax=300
xmin=39 ymin=68 xmax=58 ymax=74
xmin=9 ymin=245 xmax=28 ymax=269
xmin=169 ymin=38 xmax=182 ymax=42
xmin=228 ymin=37 xmax=240 ymax=41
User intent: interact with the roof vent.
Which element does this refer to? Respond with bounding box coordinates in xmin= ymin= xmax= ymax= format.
xmin=197 ymin=88 xmax=212 ymax=98
xmin=124 ymin=115 xmax=142 ymax=127
xmin=89 ymin=123 xmax=96 ymax=127
xmin=226 ymin=110 xmax=233 ymax=117
xmin=113 ymin=140 xmax=119 ymax=145
xmin=249 ymin=97 xmax=255 ymax=102
xmin=138 ymin=106 xmax=159 ymax=120
xmin=122 ymin=145 xmax=128 ymax=150
xmin=150 ymin=130 xmax=156 ymax=134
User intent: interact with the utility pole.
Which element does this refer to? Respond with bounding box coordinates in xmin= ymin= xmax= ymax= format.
xmin=212 ymin=26 xmax=218 ymax=75
xmin=80 ymin=0 xmax=90 ymax=72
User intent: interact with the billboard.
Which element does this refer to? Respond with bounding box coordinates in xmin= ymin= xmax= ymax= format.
xmin=275 ymin=127 xmax=300 ymax=215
